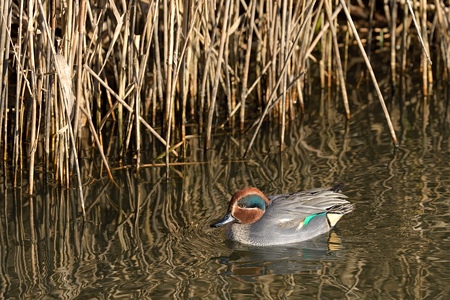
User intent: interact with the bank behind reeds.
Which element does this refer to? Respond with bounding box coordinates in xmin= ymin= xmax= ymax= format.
xmin=0 ymin=0 xmax=444 ymax=197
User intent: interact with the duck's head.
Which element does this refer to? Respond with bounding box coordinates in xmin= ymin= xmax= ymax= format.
xmin=210 ymin=187 xmax=270 ymax=227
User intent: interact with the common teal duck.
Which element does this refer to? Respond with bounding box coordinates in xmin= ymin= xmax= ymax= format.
xmin=211 ymin=184 xmax=353 ymax=246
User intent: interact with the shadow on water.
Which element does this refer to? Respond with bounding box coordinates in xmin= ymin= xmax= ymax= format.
xmin=3 ymin=70 xmax=450 ymax=298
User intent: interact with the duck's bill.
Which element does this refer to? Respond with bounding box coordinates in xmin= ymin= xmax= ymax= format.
xmin=210 ymin=213 xmax=236 ymax=228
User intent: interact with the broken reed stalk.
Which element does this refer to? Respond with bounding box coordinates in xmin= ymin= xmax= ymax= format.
xmin=407 ymin=0 xmax=432 ymax=65
xmin=3 ymin=0 xmax=448 ymax=201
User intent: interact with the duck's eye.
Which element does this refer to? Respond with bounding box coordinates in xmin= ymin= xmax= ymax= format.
xmin=238 ymin=203 xmax=248 ymax=208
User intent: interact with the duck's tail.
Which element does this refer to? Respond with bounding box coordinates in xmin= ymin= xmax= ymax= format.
xmin=329 ymin=183 xmax=344 ymax=193
xmin=326 ymin=202 xmax=354 ymax=227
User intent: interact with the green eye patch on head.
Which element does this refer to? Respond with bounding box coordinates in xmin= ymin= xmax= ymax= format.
xmin=237 ymin=194 xmax=267 ymax=210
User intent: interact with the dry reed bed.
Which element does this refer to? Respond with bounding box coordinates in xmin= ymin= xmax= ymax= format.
xmin=0 ymin=0 xmax=446 ymax=206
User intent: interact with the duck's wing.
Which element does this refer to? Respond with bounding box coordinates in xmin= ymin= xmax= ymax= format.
xmin=269 ymin=186 xmax=350 ymax=211
xmin=264 ymin=187 xmax=353 ymax=229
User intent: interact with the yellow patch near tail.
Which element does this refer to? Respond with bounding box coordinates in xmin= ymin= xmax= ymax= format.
xmin=326 ymin=213 xmax=343 ymax=227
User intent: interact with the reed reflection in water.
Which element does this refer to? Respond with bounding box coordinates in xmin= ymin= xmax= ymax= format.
xmin=2 ymin=78 xmax=450 ymax=298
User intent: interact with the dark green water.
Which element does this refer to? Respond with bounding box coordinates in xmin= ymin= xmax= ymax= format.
xmin=2 ymin=74 xmax=450 ymax=298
